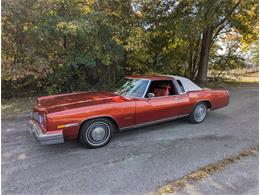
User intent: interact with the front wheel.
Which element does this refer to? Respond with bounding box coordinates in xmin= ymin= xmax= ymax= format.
xmin=79 ymin=118 xmax=115 ymax=148
xmin=189 ymin=102 xmax=207 ymax=124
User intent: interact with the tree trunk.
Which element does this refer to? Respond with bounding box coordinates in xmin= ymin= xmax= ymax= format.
xmin=186 ymin=39 xmax=193 ymax=78
xmin=196 ymin=27 xmax=213 ymax=85
xmin=122 ymin=48 xmax=128 ymax=75
xmin=63 ymin=35 xmax=68 ymax=49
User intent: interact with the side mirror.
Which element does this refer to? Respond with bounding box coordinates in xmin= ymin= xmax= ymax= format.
xmin=147 ymin=93 xmax=155 ymax=98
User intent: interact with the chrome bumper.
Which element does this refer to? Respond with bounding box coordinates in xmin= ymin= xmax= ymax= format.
xmin=28 ymin=120 xmax=64 ymax=145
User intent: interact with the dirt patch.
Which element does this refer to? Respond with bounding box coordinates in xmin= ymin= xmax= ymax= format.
xmin=155 ymin=145 xmax=258 ymax=194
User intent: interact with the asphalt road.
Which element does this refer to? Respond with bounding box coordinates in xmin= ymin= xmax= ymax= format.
xmin=176 ymin=154 xmax=258 ymax=195
xmin=2 ymin=86 xmax=259 ymax=195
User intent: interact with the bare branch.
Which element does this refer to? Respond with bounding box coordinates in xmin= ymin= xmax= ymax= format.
xmin=211 ymin=1 xmax=241 ymax=43
xmin=214 ymin=0 xmax=241 ymax=29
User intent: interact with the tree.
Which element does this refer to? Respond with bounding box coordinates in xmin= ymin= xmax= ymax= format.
xmin=195 ymin=0 xmax=258 ymax=84
xmin=1 ymin=0 xmax=259 ymax=98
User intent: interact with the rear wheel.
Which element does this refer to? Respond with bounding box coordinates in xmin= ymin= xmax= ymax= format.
xmin=189 ymin=102 xmax=207 ymax=124
xmin=79 ymin=118 xmax=115 ymax=148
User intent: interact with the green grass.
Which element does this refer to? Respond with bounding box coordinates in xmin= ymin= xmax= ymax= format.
xmin=206 ymin=70 xmax=259 ymax=88
xmin=2 ymin=97 xmax=35 ymax=117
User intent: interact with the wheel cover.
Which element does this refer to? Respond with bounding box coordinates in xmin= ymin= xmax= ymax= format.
xmin=194 ymin=104 xmax=207 ymax=122
xmin=86 ymin=122 xmax=110 ymax=145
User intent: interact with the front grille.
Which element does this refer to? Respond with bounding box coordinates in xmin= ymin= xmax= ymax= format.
xmin=32 ymin=111 xmax=40 ymax=122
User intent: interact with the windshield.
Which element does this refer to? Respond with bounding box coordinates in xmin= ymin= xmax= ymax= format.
xmin=114 ymin=78 xmax=149 ymax=98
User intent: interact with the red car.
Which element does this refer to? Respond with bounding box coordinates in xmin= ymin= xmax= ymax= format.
xmin=28 ymin=75 xmax=229 ymax=148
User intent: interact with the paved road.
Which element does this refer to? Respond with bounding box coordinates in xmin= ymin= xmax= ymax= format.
xmin=175 ymin=154 xmax=259 ymax=195
xmin=2 ymin=86 xmax=259 ymax=195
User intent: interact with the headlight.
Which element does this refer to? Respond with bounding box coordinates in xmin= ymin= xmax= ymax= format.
xmin=38 ymin=113 xmax=46 ymax=129
xmin=39 ymin=114 xmax=44 ymax=123
xmin=32 ymin=111 xmax=46 ymax=129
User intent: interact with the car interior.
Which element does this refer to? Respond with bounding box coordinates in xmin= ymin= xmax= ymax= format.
xmin=146 ymin=80 xmax=176 ymax=97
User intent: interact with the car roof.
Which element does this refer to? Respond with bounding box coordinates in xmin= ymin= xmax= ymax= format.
xmin=127 ymin=75 xmax=174 ymax=81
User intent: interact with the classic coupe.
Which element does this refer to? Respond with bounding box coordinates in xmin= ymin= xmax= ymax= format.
xmin=28 ymin=75 xmax=229 ymax=148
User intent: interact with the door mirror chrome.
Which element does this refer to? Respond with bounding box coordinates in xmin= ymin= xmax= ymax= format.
xmin=147 ymin=93 xmax=155 ymax=98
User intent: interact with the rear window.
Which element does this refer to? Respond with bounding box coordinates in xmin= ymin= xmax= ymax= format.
xmin=177 ymin=80 xmax=185 ymax=93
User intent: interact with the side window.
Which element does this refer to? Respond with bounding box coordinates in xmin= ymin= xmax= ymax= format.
xmin=177 ymin=80 xmax=185 ymax=93
xmin=146 ymin=80 xmax=176 ymax=97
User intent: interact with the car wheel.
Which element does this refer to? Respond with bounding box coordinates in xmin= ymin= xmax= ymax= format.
xmin=189 ymin=102 xmax=207 ymax=124
xmin=79 ymin=118 xmax=115 ymax=148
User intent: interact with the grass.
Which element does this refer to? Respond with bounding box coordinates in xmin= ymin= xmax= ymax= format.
xmin=205 ymin=80 xmax=259 ymax=89
xmin=1 ymin=97 xmax=35 ymax=117
xmin=206 ymin=69 xmax=259 ymax=88
xmin=155 ymin=145 xmax=258 ymax=194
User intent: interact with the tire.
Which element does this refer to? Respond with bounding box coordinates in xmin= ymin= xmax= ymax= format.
xmin=79 ymin=118 xmax=115 ymax=148
xmin=189 ymin=102 xmax=207 ymax=124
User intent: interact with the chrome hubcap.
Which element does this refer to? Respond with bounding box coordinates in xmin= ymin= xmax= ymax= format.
xmin=91 ymin=126 xmax=106 ymax=141
xmin=194 ymin=104 xmax=207 ymax=122
xmin=87 ymin=122 xmax=110 ymax=144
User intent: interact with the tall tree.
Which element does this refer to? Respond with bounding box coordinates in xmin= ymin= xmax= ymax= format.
xmin=2 ymin=0 xmax=259 ymax=98
xmin=195 ymin=0 xmax=258 ymax=84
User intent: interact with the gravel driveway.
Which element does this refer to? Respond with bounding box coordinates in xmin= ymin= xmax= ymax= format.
xmin=2 ymin=86 xmax=258 ymax=195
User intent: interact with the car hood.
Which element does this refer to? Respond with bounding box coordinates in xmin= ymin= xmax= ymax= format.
xmin=35 ymin=91 xmax=128 ymax=114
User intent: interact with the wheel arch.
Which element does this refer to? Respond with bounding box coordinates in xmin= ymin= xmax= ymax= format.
xmin=195 ymin=100 xmax=212 ymax=110
xmin=78 ymin=116 xmax=119 ymax=138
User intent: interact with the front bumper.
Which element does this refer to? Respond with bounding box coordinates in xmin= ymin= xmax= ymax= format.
xmin=28 ymin=120 xmax=64 ymax=145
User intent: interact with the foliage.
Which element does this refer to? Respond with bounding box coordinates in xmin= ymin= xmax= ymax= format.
xmin=2 ymin=0 xmax=259 ymax=98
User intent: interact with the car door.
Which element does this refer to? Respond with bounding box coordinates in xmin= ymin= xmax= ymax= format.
xmin=135 ymin=80 xmax=191 ymax=125
xmin=135 ymin=95 xmax=190 ymax=125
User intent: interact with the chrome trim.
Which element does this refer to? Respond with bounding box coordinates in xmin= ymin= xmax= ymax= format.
xmin=144 ymin=94 xmax=179 ymax=100
xmin=28 ymin=120 xmax=64 ymax=145
xmin=194 ymin=104 xmax=207 ymax=122
xmin=86 ymin=121 xmax=111 ymax=146
xmin=142 ymin=79 xmax=151 ymax=98
xmin=120 ymin=114 xmax=189 ymax=131
xmin=63 ymin=123 xmax=79 ymax=128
